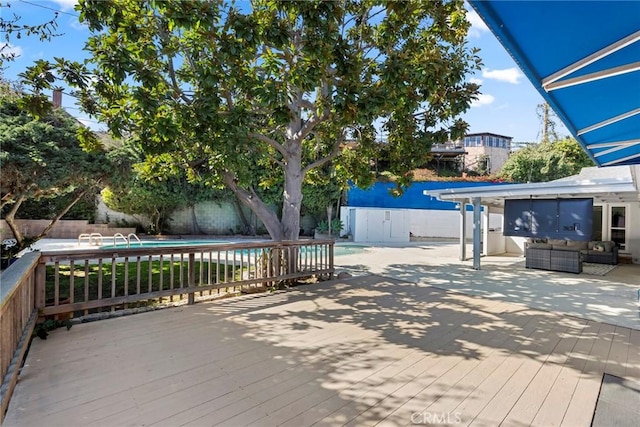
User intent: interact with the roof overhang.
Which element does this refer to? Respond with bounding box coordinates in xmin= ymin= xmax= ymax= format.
xmin=424 ymin=166 xmax=640 ymax=207
xmin=469 ymin=0 xmax=640 ymax=167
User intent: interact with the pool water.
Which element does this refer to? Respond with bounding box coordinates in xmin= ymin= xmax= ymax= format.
xmin=100 ymin=240 xmax=229 ymax=250
xmin=100 ymin=240 xmax=368 ymax=257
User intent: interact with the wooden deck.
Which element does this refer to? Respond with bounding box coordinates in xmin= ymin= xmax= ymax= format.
xmin=4 ymin=275 xmax=639 ymax=426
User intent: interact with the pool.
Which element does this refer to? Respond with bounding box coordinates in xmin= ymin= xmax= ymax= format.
xmin=100 ymin=240 xmax=230 ymax=250
xmin=100 ymin=240 xmax=368 ymax=257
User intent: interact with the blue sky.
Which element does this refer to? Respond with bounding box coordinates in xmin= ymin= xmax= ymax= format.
xmin=1 ymin=0 xmax=568 ymax=142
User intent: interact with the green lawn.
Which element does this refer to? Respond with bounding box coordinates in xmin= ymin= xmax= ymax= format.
xmin=46 ymin=260 xmax=243 ymax=304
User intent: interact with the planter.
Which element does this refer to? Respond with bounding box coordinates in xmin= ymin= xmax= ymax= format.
xmin=314 ymin=231 xmax=339 ymax=240
xmin=0 ymin=256 xmax=17 ymax=270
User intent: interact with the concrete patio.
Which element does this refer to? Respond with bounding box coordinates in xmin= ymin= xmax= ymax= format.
xmin=334 ymin=242 xmax=640 ymax=331
xmin=4 ymin=242 xmax=640 ymax=426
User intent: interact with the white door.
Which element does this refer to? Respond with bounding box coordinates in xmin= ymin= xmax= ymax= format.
xmin=382 ymin=210 xmax=393 ymax=241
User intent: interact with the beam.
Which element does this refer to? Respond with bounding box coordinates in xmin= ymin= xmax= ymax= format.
xmin=545 ymin=62 xmax=640 ymax=91
xmin=577 ymin=107 xmax=640 ymax=135
xmin=587 ymin=138 xmax=640 ymax=149
xmin=459 ymin=200 xmax=467 ymax=261
xmin=472 ymin=197 xmax=482 ymax=270
xmin=542 ymin=29 xmax=640 ymax=86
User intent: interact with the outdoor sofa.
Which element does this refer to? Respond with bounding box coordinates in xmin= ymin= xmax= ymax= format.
xmin=525 ymin=238 xmax=619 ymax=273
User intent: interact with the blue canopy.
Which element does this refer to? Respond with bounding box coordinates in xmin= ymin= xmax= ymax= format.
xmin=469 ymin=0 xmax=640 ymax=167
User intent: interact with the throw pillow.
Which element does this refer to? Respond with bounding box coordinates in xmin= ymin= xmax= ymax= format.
xmin=594 ymin=243 xmax=606 ymax=252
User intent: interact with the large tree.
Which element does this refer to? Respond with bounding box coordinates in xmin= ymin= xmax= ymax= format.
xmin=30 ymin=0 xmax=480 ymax=241
xmin=0 ymin=83 xmax=109 ymax=251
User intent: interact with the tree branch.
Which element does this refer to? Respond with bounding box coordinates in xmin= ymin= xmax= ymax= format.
xmin=302 ymin=133 xmax=345 ymax=175
xmin=249 ymin=132 xmax=288 ymax=158
xmin=221 ymin=87 xmax=234 ymax=110
xmin=35 ymin=190 xmax=87 ymax=240
xmin=222 ymin=170 xmax=283 ymax=240
xmin=295 ymin=108 xmax=330 ymax=142
xmin=166 ymin=56 xmax=192 ymax=104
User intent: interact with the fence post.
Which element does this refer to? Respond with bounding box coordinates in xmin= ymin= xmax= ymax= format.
xmin=328 ymin=241 xmax=334 ymax=280
xmin=34 ymin=262 xmax=47 ymax=316
xmin=187 ymin=253 xmax=195 ymax=305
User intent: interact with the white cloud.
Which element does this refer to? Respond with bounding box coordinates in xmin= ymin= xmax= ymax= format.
xmin=0 ymin=43 xmax=23 ymax=58
xmin=482 ymin=67 xmax=524 ymax=84
xmin=51 ymin=0 xmax=78 ymax=11
xmin=469 ymin=77 xmax=484 ymax=85
xmin=69 ymin=16 xmax=88 ymax=31
xmin=471 ymin=93 xmax=495 ymax=108
xmin=466 ymin=8 xmax=489 ymax=38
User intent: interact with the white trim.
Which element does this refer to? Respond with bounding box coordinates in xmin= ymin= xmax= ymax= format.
xmin=545 ymin=62 xmax=640 ymax=91
xmin=424 ymin=181 xmax=637 ymax=200
xmin=601 ymin=152 xmax=640 ymax=166
xmin=423 ymin=166 xmax=640 ymax=206
xmin=609 ymin=204 xmax=629 ymax=252
xmin=577 ymin=107 xmax=640 ymax=135
xmin=593 ymin=141 xmax=640 ymax=157
xmin=542 ymin=30 xmax=640 ymax=87
xmin=587 ymin=138 xmax=640 ymax=149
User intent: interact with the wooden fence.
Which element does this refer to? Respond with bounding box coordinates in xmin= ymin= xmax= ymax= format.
xmin=0 ymin=239 xmax=334 ymax=422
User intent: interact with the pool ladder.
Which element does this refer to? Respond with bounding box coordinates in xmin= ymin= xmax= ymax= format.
xmin=78 ymin=232 xmax=142 ymax=247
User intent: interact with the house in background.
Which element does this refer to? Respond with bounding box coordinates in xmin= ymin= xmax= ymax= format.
xmin=458 ymin=132 xmax=513 ymax=174
xmin=427 ymin=132 xmax=513 ymax=175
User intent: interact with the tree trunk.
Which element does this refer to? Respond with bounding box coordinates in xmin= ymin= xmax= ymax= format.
xmin=189 ymin=204 xmax=204 ymax=235
xmin=281 ymin=145 xmax=303 ymax=241
xmin=232 ymin=198 xmax=256 ymax=235
xmin=1 ymin=192 xmax=14 ymax=209
xmin=3 ymin=194 xmax=26 ymax=248
xmin=223 ymin=171 xmax=283 ymax=240
xmin=34 ymin=190 xmax=88 ymax=240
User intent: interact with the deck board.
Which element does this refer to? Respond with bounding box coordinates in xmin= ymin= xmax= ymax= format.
xmin=531 ymin=320 xmax=601 ymax=426
xmin=4 ymin=275 xmax=640 ymax=427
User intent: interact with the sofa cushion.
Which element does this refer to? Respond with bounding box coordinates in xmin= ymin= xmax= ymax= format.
xmin=528 ymin=238 xmax=547 ymax=244
xmin=553 ymin=245 xmax=579 ymax=252
xmin=590 ymin=241 xmax=615 ymax=253
xmin=603 ymin=241 xmax=615 ymax=252
xmin=566 ymin=240 xmax=589 ymax=251
xmin=548 ymin=239 xmax=567 ymax=246
xmin=528 ymin=243 xmax=552 ymax=249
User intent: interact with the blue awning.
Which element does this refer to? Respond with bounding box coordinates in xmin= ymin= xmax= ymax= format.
xmin=469 ymin=0 xmax=640 ymax=167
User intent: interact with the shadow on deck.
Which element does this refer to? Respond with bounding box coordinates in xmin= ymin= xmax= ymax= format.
xmin=5 ymin=275 xmax=640 ymax=426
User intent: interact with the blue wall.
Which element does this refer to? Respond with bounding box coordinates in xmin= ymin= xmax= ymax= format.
xmin=346 ymin=181 xmax=506 ymax=211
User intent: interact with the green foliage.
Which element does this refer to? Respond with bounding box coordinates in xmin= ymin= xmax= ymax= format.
xmin=33 ymin=318 xmax=72 ymax=340
xmin=499 ymin=138 xmax=594 ymax=183
xmin=0 ymin=81 xmax=111 ymax=250
xmin=331 ymin=218 xmax=344 ymax=234
xmin=102 ymin=140 xmax=231 ymax=234
xmin=315 ymin=220 xmax=329 ymax=234
xmin=10 ymin=193 xmax=97 ymax=221
xmin=24 ymin=0 xmax=480 ymax=240
xmin=315 ymin=218 xmax=344 ymax=235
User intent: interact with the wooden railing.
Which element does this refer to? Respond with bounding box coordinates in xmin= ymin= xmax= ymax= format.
xmin=0 ymin=239 xmax=334 ymax=422
xmin=0 ymin=251 xmax=41 ymax=422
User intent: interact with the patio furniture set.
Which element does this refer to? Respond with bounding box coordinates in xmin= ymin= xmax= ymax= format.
xmin=525 ymin=238 xmax=619 ymax=274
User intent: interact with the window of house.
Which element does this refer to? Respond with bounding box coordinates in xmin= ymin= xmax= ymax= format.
xmin=610 ymin=206 xmax=627 ymax=251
